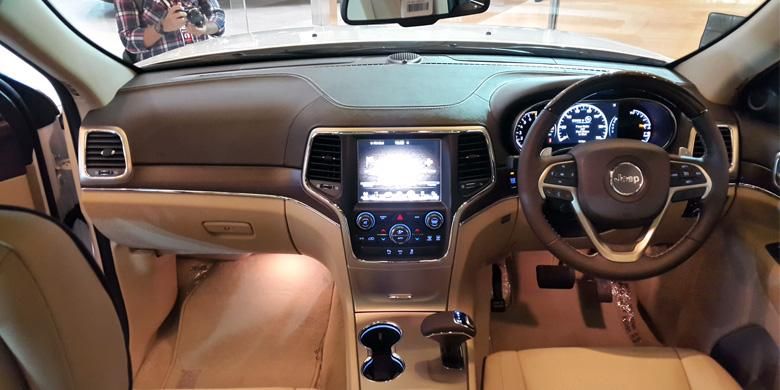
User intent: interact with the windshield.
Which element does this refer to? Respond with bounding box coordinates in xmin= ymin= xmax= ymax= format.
xmin=48 ymin=0 xmax=766 ymax=67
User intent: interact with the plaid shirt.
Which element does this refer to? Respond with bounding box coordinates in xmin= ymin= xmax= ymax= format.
xmin=115 ymin=0 xmax=225 ymax=61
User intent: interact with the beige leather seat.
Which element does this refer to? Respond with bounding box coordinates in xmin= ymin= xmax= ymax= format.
xmin=484 ymin=347 xmax=740 ymax=390
xmin=0 ymin=207 xmax=130 ymax=389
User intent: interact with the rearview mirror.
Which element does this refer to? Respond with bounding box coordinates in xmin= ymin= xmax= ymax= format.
xmin=341 ymin=0 xmax=489 ymax=27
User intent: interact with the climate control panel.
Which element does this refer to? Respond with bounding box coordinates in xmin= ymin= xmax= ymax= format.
xmin=350 ymin=209 xmax=448 ymax=261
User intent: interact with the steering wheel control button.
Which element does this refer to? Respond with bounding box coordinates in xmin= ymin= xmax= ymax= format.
xmin=424 ymin=211 xmax=444 ymax=230
xmin=609 ymin=162 xmax=645 ymax=196
xmin=543 ymin=187 xmax=573 ymax=201
xmin=672 ymin=187 xmax=707 ymax=202
xmin=544 ymin=162 xmax=577 ymax=187
xmin=389 ymin=224 xmax=412 ymax=244
xmin=355 ymin=212 xmax=376 ymax=231
xmin=670 ymin=162 xmax=707 ymax=186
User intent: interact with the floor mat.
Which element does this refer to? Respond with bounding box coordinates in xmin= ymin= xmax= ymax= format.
xmin=135 ymin=254 xmax=334 ymax=389
xmin=490 ymin=251 xmax=660 ymax=352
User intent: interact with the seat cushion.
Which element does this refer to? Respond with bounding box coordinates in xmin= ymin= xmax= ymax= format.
xmin=484 ymin=347 xmax=740 ymax=390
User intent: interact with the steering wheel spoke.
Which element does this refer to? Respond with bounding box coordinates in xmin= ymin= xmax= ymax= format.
xmin=538 ymin=157 xmax=577 ymax=201
xmin=572 ymin=201 xmax=665 ymax=263
xmin=668 ymin=157 xmax=712 ymax=202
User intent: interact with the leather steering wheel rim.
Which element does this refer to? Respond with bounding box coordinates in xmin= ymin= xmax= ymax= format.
xmin=517 ymin=71 xmax=730 ymax=280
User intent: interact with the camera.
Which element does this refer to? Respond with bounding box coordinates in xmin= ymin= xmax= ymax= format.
xmin=185 ymin=7 xmax=207 ymax=28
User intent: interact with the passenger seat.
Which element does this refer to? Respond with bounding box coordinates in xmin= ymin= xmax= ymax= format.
xmin=0 ymin=207 xmax=131 ymax=389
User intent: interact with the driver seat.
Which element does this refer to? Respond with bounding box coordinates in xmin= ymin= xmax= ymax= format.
xmin=484 ymin=347 xmax=740 ymax=389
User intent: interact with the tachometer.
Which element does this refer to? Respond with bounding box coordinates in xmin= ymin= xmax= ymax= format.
xmin=556 ymin=103 xmax=609 ymax=144
xmin=627 ymin=109 xmax=653 ymax=142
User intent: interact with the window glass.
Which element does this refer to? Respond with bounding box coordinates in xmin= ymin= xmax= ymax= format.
xmin=47 ymin=0 xmax=766 ymax=67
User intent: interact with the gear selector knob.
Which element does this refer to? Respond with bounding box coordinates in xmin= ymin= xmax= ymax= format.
xmin=420 ymin=311 xmax=476 ymax=370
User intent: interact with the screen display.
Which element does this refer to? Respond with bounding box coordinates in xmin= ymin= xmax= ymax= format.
xmin=357 ymin=139 xmax=442 ymax=203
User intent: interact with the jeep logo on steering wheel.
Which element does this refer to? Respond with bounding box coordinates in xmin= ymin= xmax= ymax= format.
xmin=609 ymin=162 xmax=644 ymax=196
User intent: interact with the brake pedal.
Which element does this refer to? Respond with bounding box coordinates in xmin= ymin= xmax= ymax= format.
xmin=579 ymin=275 xmax=614 ymax=303
xmin=536 ymin=264 xmax=575 ymax=289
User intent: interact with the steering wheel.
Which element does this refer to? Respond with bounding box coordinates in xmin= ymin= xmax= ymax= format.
xmin=517 ymin=71 xmax=730 ymax=280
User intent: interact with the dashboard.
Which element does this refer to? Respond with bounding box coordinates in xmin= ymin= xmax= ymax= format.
xmin=78 ymin=54 xmax=740 ymax=267
xmin=511 ymin=98 xmax=677 ymax=152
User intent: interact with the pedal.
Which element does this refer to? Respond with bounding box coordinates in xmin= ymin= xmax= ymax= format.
xmin=580 ymin=275 xmax=613 ymax=302
xmin=491 ymin=262 xmax=512 ymax=312
xmin=536 ymin=264 xmax=575 ymax=289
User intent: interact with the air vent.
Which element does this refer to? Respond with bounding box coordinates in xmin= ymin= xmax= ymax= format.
xmin=457 ymin=132 xmax=492 ymax=197
xmin=81 ymin=129 xmax=130 ymax=182
xmin=387 ymin=52 xmax=422 ymax=64
xmin=306 ymin=134 xmax=342 ymax=197
xmin=691 ymin=125 xmax=736 ymax=172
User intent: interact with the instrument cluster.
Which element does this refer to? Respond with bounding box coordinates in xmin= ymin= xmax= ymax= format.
xmin=511 ymin=98 xmax=677 ymax=152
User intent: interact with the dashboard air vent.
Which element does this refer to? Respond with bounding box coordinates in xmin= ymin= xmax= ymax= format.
xmin=691 ymin=125 xmax=735 ymax=171
xmin=307 ymin=134 xmax=342 ymax=184
xmin=457 ymin=132 xmax=492 ymax=197
xmin=84 ymin=130 xmax=127 ymax=178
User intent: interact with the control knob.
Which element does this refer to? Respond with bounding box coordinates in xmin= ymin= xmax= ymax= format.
xmin=389 ymin=223 xmax=412 ymax=244
xmin=356 ymin=212 xmax=376 ymax=231
xmin=425 ymin=211 xmax=444 ymax=230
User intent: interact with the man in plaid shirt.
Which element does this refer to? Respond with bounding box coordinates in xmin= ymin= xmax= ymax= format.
xmin=115 ymin=0 xmax=225 ymax=62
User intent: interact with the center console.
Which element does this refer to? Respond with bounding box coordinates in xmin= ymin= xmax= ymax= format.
xmin=305 ymin=128 xmax=493 ymax=263
xmin=304 ymin=127 xmax=493 ymax=389
xmin=351 ymin=138 xmax=449 ymax=260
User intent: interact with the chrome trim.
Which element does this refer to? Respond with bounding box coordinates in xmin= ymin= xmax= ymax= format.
xmin=359 ymin=321 xmax=403 ymax=340
xmin=302 ymin=126 xmax=496 ymax=264
xmin=387 ymin=293 xmax=413 ymax=300
xmin=78 ymin=127 xmax=133 ymax=185
xmin=738 ymin=183 xmax=780 ymax=199
xmin=538 ymin=158 xmax=712 ymax=263
xmin=609 ymin=162 xmax=645 ymax=196
xmin=773 ymin=152 xmax=780 ymax=190
xmin=79 ymin=187 xmax=338 ymax=226
xmin=423 ymin=331 xmax=474 ymax=338
xmin=688 ymin=124 xmax=739 ymax=175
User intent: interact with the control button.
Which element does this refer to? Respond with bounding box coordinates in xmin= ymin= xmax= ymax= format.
xmin=424 ymin=211 xmax=445 ymax=230
xmin=389 ymin=224 xmax=412 ymax=244
xmin=670 ymin=162 xmax=707 ymax=187
xmin=672 ymin=187 xmax=707 ymax=202
xmin=544 ymin=162 xmax=577 ymax=187
xmin=355 ymin=212 xmax=376 ymax=230
xmin=543 ymin=187 xmax=574 ymax=201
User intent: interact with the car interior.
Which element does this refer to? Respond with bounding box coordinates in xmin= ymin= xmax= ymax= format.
xmin=0 ymin=0 xmax=778 ymax=389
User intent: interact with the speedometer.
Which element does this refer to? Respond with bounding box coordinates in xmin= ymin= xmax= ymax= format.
xmin=513 ymin=111 xmax=537 ymax=150
xmin=556 ymin=103 xmax=609 ymax=144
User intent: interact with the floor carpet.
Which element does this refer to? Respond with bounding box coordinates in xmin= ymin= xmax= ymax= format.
xmin=490 ymin=251 xmax=661 ymax=352
xmin=135 ymin=254 xmax=334 ymax=389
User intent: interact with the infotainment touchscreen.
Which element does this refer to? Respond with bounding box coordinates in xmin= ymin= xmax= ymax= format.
xmin=357 ymin=139 xmax=441 ymax=203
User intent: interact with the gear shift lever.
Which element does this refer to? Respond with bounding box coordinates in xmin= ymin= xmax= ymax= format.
xmin=420 ymin=311 xmax=476 ymax=369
